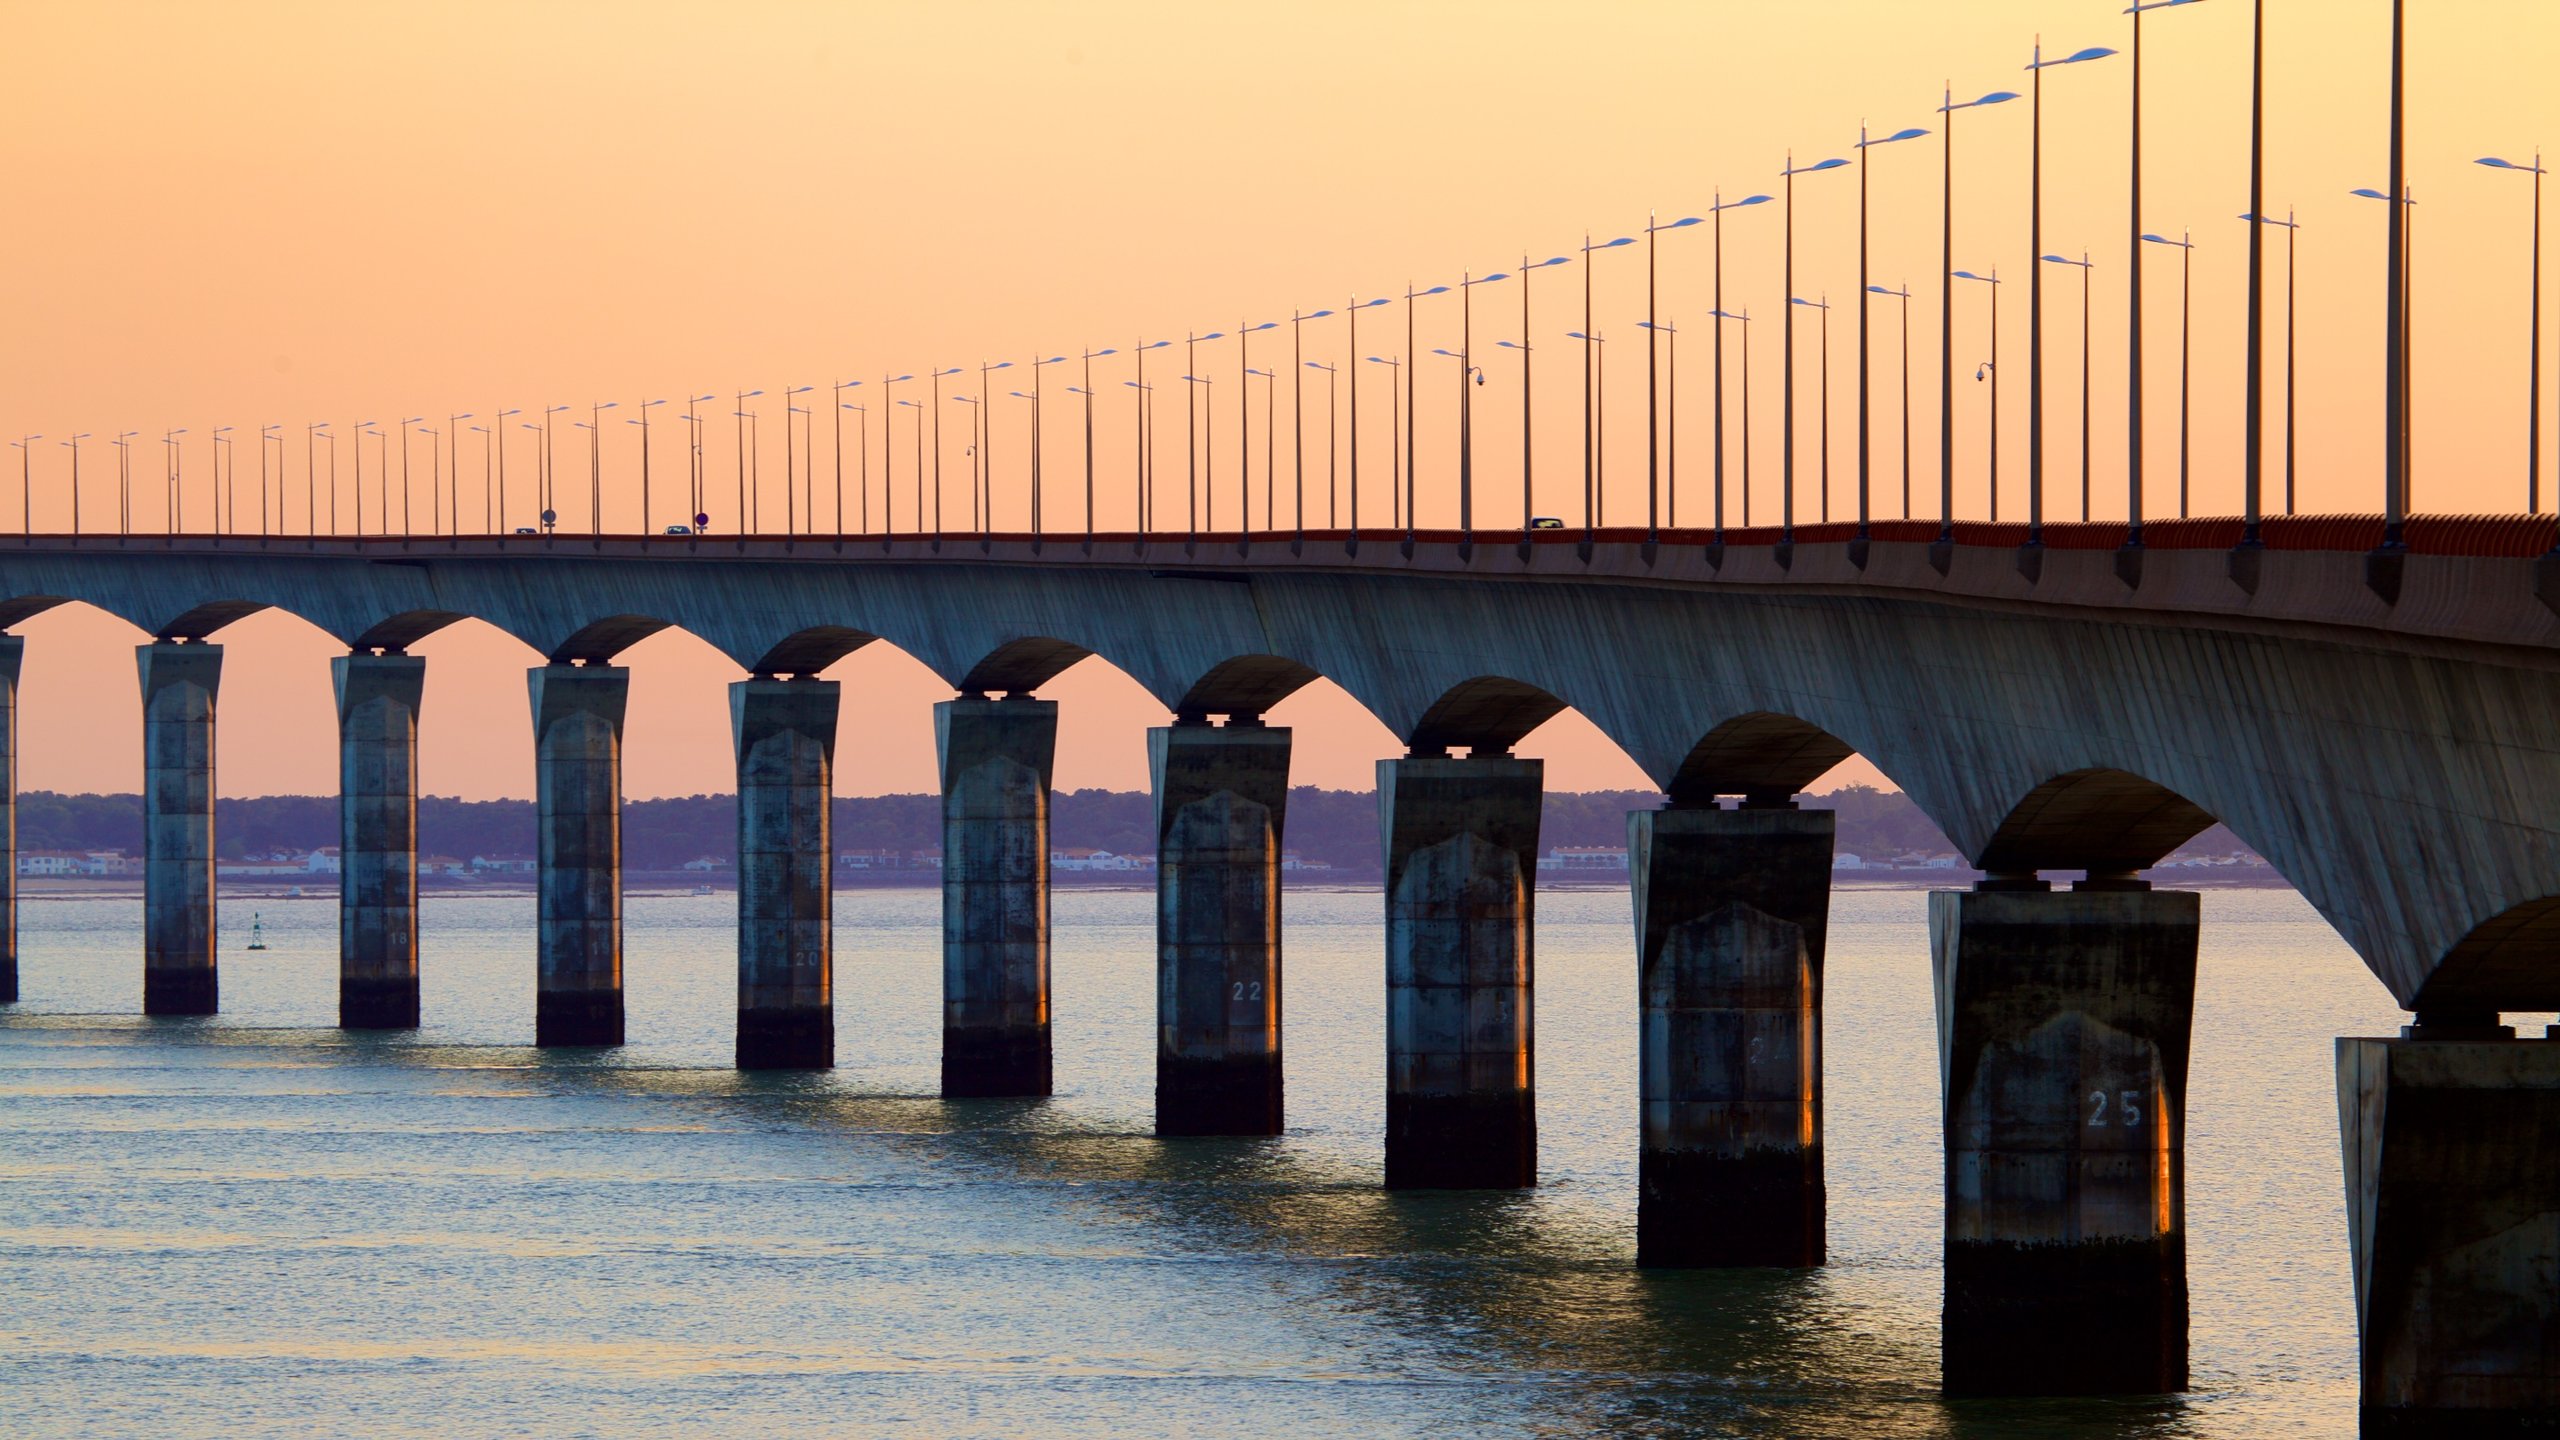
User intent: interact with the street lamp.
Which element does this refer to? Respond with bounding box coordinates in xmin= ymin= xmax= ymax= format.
xmin=2141 ymin=232 xmax=2197 ymax=515
xmin=259 ymin=423 xmax=283 ymax=537
xmin=1572 ymin=241 xmax=1630 ymax=554
xmin=976 ymin=360 xmax=1013 ymax=539
xmin=836 ymin=404 xmax=866 ymax=544
xmin=1632 ymin=320 xmax=1681 ymax=527
xmin=1180 ymin=370 xmax=1214 ymax=546
xmin=1709 ymin=311 xmax=1754 ymax=523
xmin=1399 ymin=288 xmax=1446 ymax=549
xmin=1124 ymin=344 xmax=1164 ymax=538
xmin=1953 ymin=269 xmax=2002 ymax=518
xmin=1365 ymin=355 xmax=1402 ymax=542
xmin=2354 ymin=184 xmax=2420 ymax=514
xmin=1078 ymin=349 xmax=1115 ymax=550
xmin=1243 ymin=368 xmax=1276 ymax=545
xmin=629 ymin=398 xmax=666 ymax=535
xmin=952 ymin=393 xmax=980 ymax=541
xmin=421 ymin=428 xmax=442 ymax=534
xmin=683 ymin=394 xmax=714 ymax=533
xmin=1868 ymin=286 xmax=1916 ymax=518
xmin=2025 ymin=41 xmax=2116 ymax=555
xmin=168 ymin=428 xmax=191 ymax=534
xmin=1644 ymin=217 xmax=1704 ymax=547
xmin=1791 ymin=297 xmax=1833 ymax=521
xmin=1708 ymin=194 xmax=1770 ymax=544
xmin=1568 ymin=329 xmax=1608 ymax=533
xmin=828 ymin=379 xmax=861 ymax=536
xmin=874 ymin=373 xmax=911 ymax=543
xmin=1452 ymin=273 xmax=1508 ymax=552
xmin=356 ymin=422 xmax=378 ymax=536
xmin=10 ymin=435 xmax=39 ymax=535
xmin=585 ymin=401 xmax=618 ymax=535
xmin=1029 ymin=354 xmax=1068 ymax=545
xmin=1855 ymin=126 xmax=1928 ymax=555
xmin=2239 ymin=214 xmax=2302 ymax=513
xmin=471 ymin=425 xmax=492 ymax=533
xmin=923 ymin=369 xmax=960 ymax=546
xmin=2127 ymin=0 xmax=2209 ymax=556
xmin=1511 ymin=256 xmax=1570 ymax=550
xmin=1940 ymin=85 xmax=2020 ymax=542
xmin=488 ymin=408 xmax=520 ymax=533
xmin=2040 ymin=255 xmax=2097 ymax=518
xmin=1305 ymin=359 xmax=1340 ymax=532
xmin=213 ymin=426 xmax=235 ymax=535
xmin=1341 ymin=296 xmax=1390 ymax=551
xmin=1234 ymin=321 xmax=1276 ymax=548
xmin=1183 ymin=330 xmax=1224 ymax=544
xmin=2480 ymin=155 xmax=2546 ymax=511
xmin=898 ymin=398 xmax=925 ymax=541
xmin=1781 ymin=154 xmax=1848 ymax=553
xmin=304 ymin=423 xmax=326 ymax=535
xmin=1290 ymin=307 xmax=1334 ymax=551
xmin=542 ymin=405 xmax=571 ymax=533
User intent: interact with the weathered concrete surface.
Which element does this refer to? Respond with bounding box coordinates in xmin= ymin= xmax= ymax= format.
xmin=733 ymin=677 xmax=838 ymax=1070
xmin=8 ymin=537 xmax=2560 ymax=1006
xmin=939 ymin=696 xmax=1055 ymax=1097
xmin=335 ymin=653 xmax=425 ymax=1029
xmin=1152 ymin=721 xmax=1291 ymax=1136
xmin=1382 ymin=755 xmax=1541 ymax=1190
xmin=1630 ymin=806 xmax=1835 ymax=1267
xmin=2339 ymin=1037 xmax=2560 ymax=1433
xmin=530 ymin=664 xmax=626 ymax=1046
xmin=1931 ymin=885 xmax=2199 ymax=1396
xmin=139 ymin=642 xmax=220 ymax=1015
xmin=0 ymin=635 xmax=18 ymax=1005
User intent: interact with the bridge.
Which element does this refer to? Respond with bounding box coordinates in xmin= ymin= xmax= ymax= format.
xmin=3 ymin=512 xmax=2559 ymax=1415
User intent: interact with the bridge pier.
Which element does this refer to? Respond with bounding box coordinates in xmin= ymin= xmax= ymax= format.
xmin=1381 ymin=754 xmax=1541 ymax=1189
xmin=139 ymin=641 xmax=221 ymax=1016
xmin=938 ymin=694 xmax=1055 ymax=1098
xmin=732 ymin=677 xmax=838 ymax=1069
xmin=1151 ymin=718 xmax=1290 ymax=1136
xmin=1931 ymin=880 xmax=2198 ymax=1396
xmin=530 ymin=663 xmax=627 ymax=1047
xmin=335 ymin=653 xmax=425 ymax=1029
xmin=2340 ymin=1030 xmax=2560 ymax=1434
xmin=0 ymin=635 xmax=19 ymax=1005
xmin=1630 ymin=803 xmax=1834 ymax=1267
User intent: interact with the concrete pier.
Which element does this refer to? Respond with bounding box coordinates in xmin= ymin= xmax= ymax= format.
xmin=139 ymin=642 xmax=221 ymax=1015
xmin=530 ymin=664 xmax=627 ymax=1047
xmin=2340 ymin=1034 xmax=2560 ymax=1433
xmin=1151 ymin=720 xmax=1291 ymax=1135
xmin=732 ymin=677 xmax=839 ymax=1069
xmin=1931 ymin=882 xmax=2199 ymax=1396
xmin=335 ymin=653 xmax=425 ymax=1029
xmin=1629 ymin=805 xmax=1835 ymax=1267
xmin=938 ymin=695 xmax=1055 ymax=1097
xmin=0 ymin=635 xmax=18 ymax=1006
xmin=1381 ymin=754 xmax=1542 ymax=1189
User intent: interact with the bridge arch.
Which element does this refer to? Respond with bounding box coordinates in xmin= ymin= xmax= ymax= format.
xmin=2413 ymin=897 xmax=2560 ymax=1012
xmin=1173 ymin=654 xmax=1325 ymax=720
xmin=957 ymin=635 xmax=1096 ymax=696
xmin=1407 ymin=675 xmax=1569 ymax=757
xmin=351 ymin=608 xmax=474 ymax=655
xmin=748 ymin=625 xmax=878 ymax=677
xmin=547 ymin=613 xmax=676 ymax=665
xmin=1974 ymin=766 xmax=2219 ymax=877
xmin=1666 ymin=711 xmax=1863 ymax=806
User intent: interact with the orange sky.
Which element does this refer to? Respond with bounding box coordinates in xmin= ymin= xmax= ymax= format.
xmin=2 ymin=1 xmax=2551 ymax=801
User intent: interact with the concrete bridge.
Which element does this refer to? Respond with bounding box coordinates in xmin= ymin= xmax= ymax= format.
xmin=4 ymin=516 xmax=2558 ymax=1422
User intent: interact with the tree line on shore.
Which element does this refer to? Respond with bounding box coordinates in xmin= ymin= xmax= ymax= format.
xmin=14 ymin=784 xmax=1967 ymax=875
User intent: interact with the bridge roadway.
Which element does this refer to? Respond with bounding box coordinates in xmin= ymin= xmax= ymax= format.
xmin=3 ymin=515 xmax=2558 ymax=1423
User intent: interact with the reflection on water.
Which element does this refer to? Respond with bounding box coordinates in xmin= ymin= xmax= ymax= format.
xmin=0 ymin=885 xmax=2403 ymax=1437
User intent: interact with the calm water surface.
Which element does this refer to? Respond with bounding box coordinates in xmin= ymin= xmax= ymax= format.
xmin=0 ymin=885 xmax=2415 ymax=1437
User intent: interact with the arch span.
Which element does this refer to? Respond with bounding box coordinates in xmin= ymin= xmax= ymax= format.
xmin=1174 ymin=654 xmax=1324 ymax=719
xmin=749 ymin=625 xmax=878 ymax=677
xmin=1974 ymin=767 xmax=2217 ymax=876
xmin=2415 ymin=897 xmax=2560 ymax=1012
xmin=1407 ymin=675 xmax=1567 ymax=757
xmin=548 ymin=613 xmax=674 ymax=665
xmin=352 ymin=608 xmax=472 ymax=655
xmin=152 ymin=599 xmax=273 ymax=642
xmin=958 ymin=636 xmax=1093 ymax=696
xmin=1668 ymin=711 xmax=1860 ymax=805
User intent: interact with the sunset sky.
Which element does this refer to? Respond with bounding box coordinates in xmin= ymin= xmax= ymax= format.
xmin=1 ymin=1 xmax=2549 ymax=801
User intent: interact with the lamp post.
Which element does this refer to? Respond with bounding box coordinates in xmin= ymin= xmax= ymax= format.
xmin=1305 ymin=359 xmax=1340 ymax=530
xmin=1781 ymin=154 xmax=1849 ymax=553
xmin=1180 ymin=370 xmax=1214 ymax=546
xmin=2025 ymin=42 xmax=2116 ymax=554
xmin=1708 ymin=194 xmax=1769 ymax=544
xmin=2354 ymin=184 xmax=2420 ymax=514
xmin=683 ymin=394 xmax=713 ymax=532
xmin=1954 ymin=269 xmax=2002 ymax=518
xmin=2040 ymin=254 xmax=2098 ymax=518
xmin=304 ymin=423 xmax=325 ymax=535
xmin=1234 ymin=321 xmax=1276 ymax=547
xmin=1791 ymin=297 xmax=1834 ymax=520
xmin=1939 ymin=85 xmax=2020 ymax=541
xmin=471 ymin=425 xmax=491 ymax=533
xmin=828 ymin=379 xmax=861 ymax=536
xmin=421 ymin=428 xmax=441 ymax=534
xmin=2127 ymin=0 xmax=2209 ymax=554
xmin=924 ymin=369 xmax=960 ymax=546
xmin=1568 ymin=329 xmax=1607 ymax=532
xmin=952 ymin=393 xmax=980 ymax=539
xmin=1430 ymin=346 xmax=1487 ymax=550
xmin=585 ymin=402 xmax=617 ymax=535
xmin=257 ymin=424 xmax=280 ymax=537
xmin=356 ymin=423 xmax=377 ymax=535
xmin=1451 ymin=273 xmax=1507 ymax=553
xmin=1183 ymin=330 xmax=1223 ymax=546
xmin=213 ymin=427 xmax=234 ymax=535
xmin=1342 ymin=297 xmax=1388 ymax=551
xmin=1710 ymin=310 xmax=1754 ymax=523
xmin=1633 ymin=321 xmax=1683 ymax=527
xmin=875 ymin=373 xmax=910 ymax=544
xmin=1644 ymin=219 xmax=1701 ymax=548
xmin=837 ymin=404 xmax=866 ymax=543
xmin=488 ymin=409 xmax=519 ymax=533
xmin=1502 ymin=257 xmax=1570 ymax=551
xmin=542 ymin=405 xmax=570 ymax=532
xmin=1573 ymin=239 xmax=1629 ymax=555
xmin=2480 ymin=155 xmax=2546 ymax=511
xmin=630 ymin=398 xmax=665 ymax=534
xmin=118 ymin=430 xmax=142 ymax=535
xmin=61 ymin=434 xmax=87 ymax=534
xmin=775 ymin=385 xmax=810 ymax=535
xmin=1079 ymin=348 xmax=1115 ymax=551
xmin=2141 ymin=232 xmax=2196 ymax=516
xmin=1242 ymin=368 xmax=1276 ymax=545
xmin=1399 ymin=288 xmax=1446 ymax=550
xmin=1289 ymin=307 xmax=1333 ymax=550
xmin=8 ymin=435 xmax=36 ymax=534
xmin=435 ymin=413 xmax=467 ymax=534
xmin=1365 ymin=355 xmax=1401 ymax=540
xmin=1029 ymin=355 xmax=1067 ymax=545
xmin=976 ymin=360 xmax=1013 ymax=539
xmin=898 ymin=398 xmax=924 ymax=539
xmin=1124 ymin=344 xmax=1163 ymax=538
xmin=2240 ymin=214 xmax=2302 ymax=513
xmin=1867 ymin=285 xmax=1915 ymax=517
xmin=1854 ymin=126 xmax=1928 ymax=556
